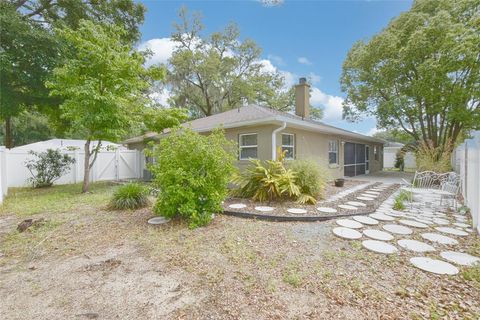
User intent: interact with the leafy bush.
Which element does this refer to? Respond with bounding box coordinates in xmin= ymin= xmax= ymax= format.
xmin=232 ymin=151 xmax=326 ymax=204
xmin=393 ymin=190 xmax=411 ymax=211
xmin=149 ymin=128 xmax=236 ymax=228
xmin=25 ymin=149 xmax=75 ymax=188
xmin=394 ymin=151 xmax=404 ymax=171
xmin=110 ymin=183 xmax=149 ymax=210
xmin=393 ymin=198 xmax=406 ymax=211
xmin=232 ymin=152 xmax=300 ymax=202
xmin=416 ymin=140 xmax=452 ymax=173
xmin=289 ymin=159 xmax=330 ymax=204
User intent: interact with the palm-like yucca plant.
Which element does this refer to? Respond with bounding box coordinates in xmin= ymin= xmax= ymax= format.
xmin=232 ymin=150 xmax=302 ymax=202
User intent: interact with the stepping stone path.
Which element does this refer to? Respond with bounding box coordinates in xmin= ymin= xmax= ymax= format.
xmin=410 ymin=257 xmax=459 ymax=275
xmin=336 ymin=219 xmax=363 ymax=229
xmin=369 ymin=213 xmax=395 ymax=221
xmin=353 ymin=216 xmax=379 ymax=225
xmin=365 ymin=191 xmax=380 ymax=195
xmin=332 ymin=227 xmax=362 ymax=240
xmin=362 ymin=240 xmax=398 ymax=254
xmin=148 ymin=217 xmax=171 ymax=225
xmin=421 ymin=233 xmax=458 ymax=245
xmin=384 ymin=211 xmax=404 ymax=217
xmin=453 ymin=222 xmax=470 ymax=228
xmin=357 ymin=197 xmax=375 ymax=201
xmin=287 ymin=208 xmax=307 ymax=214
xmin=383 ymin=224 xmax=413 ymax=235
xmin=347 ymin=201 xmax=366 ymax=207
xmin=360 ymin=193 xmax=377 ymax=198
xmin=440 ymin=251 xmax=480 ymax=266
xmin=399 ymin=219 xmax=429 ymax=229
xmin=432 ymin=218 xmax=450 ymax=225
xmin=363 ymin=229 xmax=394 ymax=241
xmin=228 ymin=203 xmax=246 ymax=209
xmin=435 ymin=227 xmax=468 ymax=236
xmin=398 ymin=239 xmax=436 ymax=252
xmin=338 ymin=204 xmax=358 ymax=210
xmin=255 ymin=206 xmax=274 ymax=212
xmin=412 ymin=217 xmax=435 ymax=225
xmin=317 ymin=207 xmax=337 ymax=213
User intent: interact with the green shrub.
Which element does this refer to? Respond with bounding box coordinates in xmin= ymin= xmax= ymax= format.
xmin=148 ymin=128 xmax=236 ymax=228
xmin=416 ymin=140 xmax=452 ymax=173
xmin=289 ymin=159 xmax=330 ymax=204
xmin=393 ymin=198 xmax=406 ymax=211
xmin=393 ymin=190 xmax=411 ymax=211
xmin=110 ymin=183 xmax=149 ymax=210
xmin=25 ymin=149 xmax=75 ymax=188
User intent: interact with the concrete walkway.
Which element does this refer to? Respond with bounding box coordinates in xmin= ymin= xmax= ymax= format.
xmin=348 ymin=171 xmax=414 ymax=184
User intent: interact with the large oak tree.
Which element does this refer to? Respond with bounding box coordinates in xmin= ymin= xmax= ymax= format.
xmin=341 ymin=0 xmax=479 ymax=149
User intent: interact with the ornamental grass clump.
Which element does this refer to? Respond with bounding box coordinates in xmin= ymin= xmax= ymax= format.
xmin=289 ymin=159 xmax=330 ymax=204
xmin=148 ymin=128 xmax=236 ymax=228
xmin=415 ymin=140 xmax=452 ymax=173
xmin=110 ymin=183 xmax=150 ymax=210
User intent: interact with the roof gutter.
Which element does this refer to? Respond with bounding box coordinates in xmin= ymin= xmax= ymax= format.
xmin=271 ymin=121 xmax=287 ymax=160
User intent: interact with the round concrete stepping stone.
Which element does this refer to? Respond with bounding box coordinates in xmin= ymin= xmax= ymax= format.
xmin=228 ymin=203 xmax=247 ymax=209
xmin=465 ymin=228 xmax=473 ymax=233
xmin=369 ymin=213 xmax=395 ymax=221
xmin=362 ymin=240 xmax=398 ymax=254
xmin=432 ymin=218 xmax=450 ymax=225
xmin=365 ymin=191 xmax=381 ymax=195
xmin=353 ymin=215 xmax=379 ymax=225
xmin=410 ymin=257 xmax=458 ymax=275
xmin=347 ymin=201 xmax=366 ymax=207
xmin=317 ymin=207 xmax=337 ymax=213
xmin=399 ymin=219 xmax=429 ymax=229
xmin=453 ymin=222 xmax=470 ymax=228
xmin=255 ymin=206 xmax=274 ymax=212
xmin=412 ymin=217 xmax=435 ymax=225
xmin=440 ymin=251 xmax=480 ymax=266
xmin=435 ymin=227 xmax=468 ymax=236
xmin=360 ymin=193 xmax=377 ymax=198
xmin=332 ymin=227 xmax=362 ymax=240
xmin=383 ymin=224 xmax=413 ymax=235
xmin=338 ymin=204 xmax=358 ymax=210
xmin=421 ymin=233 xmax=458 ymax=245
xmin=363 ymin=229 xmax=394 ymax=241
xmin=453 ymin=214 xmax=466 ymax=220
xmin=398 ymin=239 xmax=436 ymax=252
xmin=336 ymin=219 xmax=363 ymax=229
xmin=384 ymin=211 xmax=405 ymax=217
xmin=357 ymin=196 xmax=375 ymax=201
xmin=148 ymin=217 xmax=171 ymax=225
xmin=287 ymin=208 xmax=307 ymax=214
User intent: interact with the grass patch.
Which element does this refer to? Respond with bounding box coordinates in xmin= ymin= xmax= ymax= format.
xmin=461 ymin=264 xmax=480 ymax=286
xmin=0 ymin=182 xmax=116 ymax=217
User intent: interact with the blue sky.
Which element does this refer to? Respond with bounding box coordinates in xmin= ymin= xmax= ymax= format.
xmin=138 ymin=0 xmax=413 ymax=135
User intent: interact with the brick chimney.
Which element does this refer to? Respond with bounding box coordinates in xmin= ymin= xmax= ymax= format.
xmin=295 ymin=77 xmax=310 ymax=119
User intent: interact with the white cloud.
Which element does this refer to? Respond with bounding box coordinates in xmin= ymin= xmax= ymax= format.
xmin=365 ymin=127 xmax=380 ymax=136
xmin=308 ymin=72 xmax=321 ymax=84
xmin=267 ymin=54 xmax=285 ymax=66
xmin=149 ymin=89 xmax=171 ymax=106
xmin=310 ymin=87 xmax=344 ymax=121
xmin=259 ymin=0 xmax=284 ymax=7
xmin=138 ymin=38 xmax=176 ymax=67
xmin=298 ymin=57 xmax=312 ymax=65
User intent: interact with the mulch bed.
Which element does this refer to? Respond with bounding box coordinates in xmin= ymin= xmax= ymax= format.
xmin=222 ymin=182 xmax=400 ymax=221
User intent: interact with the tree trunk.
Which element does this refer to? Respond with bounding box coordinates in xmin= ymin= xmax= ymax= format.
xmin=82 ymin=139 xmax=91 ymax=193
xmin=4 ymin=117 xmax=13 ymax=148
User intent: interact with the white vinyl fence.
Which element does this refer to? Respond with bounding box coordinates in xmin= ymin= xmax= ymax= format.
xmin=453 ymin=131 xmax=480 ymax=233
xmin=0 ymin=147 xmax=145 ymax=202
xmin=383 ymin=147 xmax=416 ymax=169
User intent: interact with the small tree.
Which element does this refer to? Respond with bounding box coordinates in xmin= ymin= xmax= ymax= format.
xmin=149 ymin=128 xmax=236 ymax=228
xmin=47 ymin=20 xmax=162 ymax=192
xmin=25 ymin=149 xmax=75 ymax=188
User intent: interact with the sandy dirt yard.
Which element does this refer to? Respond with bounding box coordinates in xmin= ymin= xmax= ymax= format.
xmin=0 ymin=182 xmax=479 ymax=320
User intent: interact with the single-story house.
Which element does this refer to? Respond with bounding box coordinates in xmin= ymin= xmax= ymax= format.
xmin=124 ymin=78 xmax=385 ymax=178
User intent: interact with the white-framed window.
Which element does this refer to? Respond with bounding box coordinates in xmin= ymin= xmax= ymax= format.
xmin=239 ymin=133 xmax=258 ymax=160
xmin=281 ymin=133 xmax=295 ymax=160
xmin=374 ymin=146 xmax=379 ymax=161
xmin=329 ymin=140 xmax=338 ymax=164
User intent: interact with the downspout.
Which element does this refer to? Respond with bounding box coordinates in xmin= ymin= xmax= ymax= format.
xmin=272 ymin=122 xmax=287 ymax=160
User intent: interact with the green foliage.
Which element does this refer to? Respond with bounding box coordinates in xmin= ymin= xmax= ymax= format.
xmin=373 ymin=129 xmax=414 ymax=144
xmin=341 ymin=0 xmax=480 ymax=148
xmin=47 ymin=20 xmax=162 ymax=192
xmin=110 ymin=183 xmax=150 ymax=210
xmin=415 ymin=140 xmax=452 ymax=173
xmin=167 ymin=7 xmax=294 ymax=117
xmin=143 ymin=107 xmax=189 ymax=133
xmin=289 ymin=159 xmax=329 ymax=204
xmin=25 ymin=149 xmax=75 ymax=188
xmin=232 ymin=152 xmax=325 ymax=204
xmin=461 ymin=264 xmax=480 ymax=286
xmin=394 ymin=151 xmax=405 ymax=170
xmin=0 ymin=111 xmax=55 ymax=147
xmin=149 ymin=128 xmax=236 ymax=228
xmin=393 ymin=190 xmax=411 ymax=211
xmin=393 ymin=198 xmax=406 ymax=211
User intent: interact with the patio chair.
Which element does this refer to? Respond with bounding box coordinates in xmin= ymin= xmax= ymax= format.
xmin=439 ymin=180 xmax=461 ymax=210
